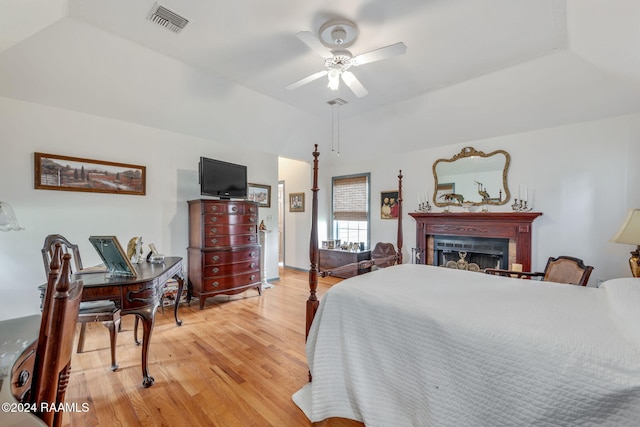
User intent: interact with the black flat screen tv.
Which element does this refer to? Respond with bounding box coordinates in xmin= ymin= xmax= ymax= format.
xmin=199 ymin=157 xmax=247 ymax=199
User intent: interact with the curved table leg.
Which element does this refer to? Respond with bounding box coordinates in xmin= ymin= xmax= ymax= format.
xmin=172 ymin=272 xmax=184 ymax=326
xmin=134 ymin=308 xmax=156 ymax=388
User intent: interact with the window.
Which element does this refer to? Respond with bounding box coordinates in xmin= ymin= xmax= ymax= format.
xmin=332 ymin=173 xmax=370 ymax=248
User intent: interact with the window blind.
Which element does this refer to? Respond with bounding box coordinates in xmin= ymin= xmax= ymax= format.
xmin=333 ymin=175 xmax=368 ymax=221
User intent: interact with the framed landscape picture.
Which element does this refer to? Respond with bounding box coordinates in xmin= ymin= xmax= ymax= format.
xmin=34 ymin=152 xmax=146 ymax=195
xmin=248 ymin=183 xmax=271 ymax=208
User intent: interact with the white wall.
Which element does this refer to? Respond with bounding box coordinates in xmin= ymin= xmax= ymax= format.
xmin=0 ymin=97 xmax=283 ymax=320
xmin=2 ymin=97 xmax=638 ymax=320
xmin=320 ymin=113 xmax=640 ymax=284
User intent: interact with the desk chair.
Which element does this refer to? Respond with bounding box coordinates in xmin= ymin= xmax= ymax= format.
xmin=41 ymin=234 xmax=121 ymax=371
xmin=28 ymin=246 xmax=83 ymax=427
xmin=485 ymin=255 xmax=594 ymax=286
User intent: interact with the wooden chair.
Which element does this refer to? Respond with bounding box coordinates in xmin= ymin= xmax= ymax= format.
xmin=370 ymin=242 xmax=399 ymax=269
xmin=485 ymin=255 xmax=594 ymax=286
xmin=41 ymin=234 xmax=121 ymax=371
xmin=28 ymin=245 xmax=84 ymax=426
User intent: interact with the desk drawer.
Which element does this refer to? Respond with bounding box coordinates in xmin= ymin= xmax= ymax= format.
xmin=202 ymin=272 xmax=259 ymax=292
xmin=203 ymin=261 xmax=259 ymax=278
xmin=204 ymin=224 xmax=257 ymax=236
xmin=11 ymin=342 xmax=36 ymax=402
xmin=203 ymin=234 xmax=258 ymax=248
xmin=203 ymin=248 xmax=259 ymax=265
xmin=203 ymin=214 xmax=257 ymax=225
xmin=123 ymin=281 xmax=161 ymax=310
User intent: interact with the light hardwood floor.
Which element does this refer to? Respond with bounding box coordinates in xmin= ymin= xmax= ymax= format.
xmin=61 ymin=268 xmax=363 ymax=427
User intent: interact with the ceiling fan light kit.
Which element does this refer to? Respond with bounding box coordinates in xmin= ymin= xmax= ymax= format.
xmin=287 ymin=17 xmax=406 ymax=98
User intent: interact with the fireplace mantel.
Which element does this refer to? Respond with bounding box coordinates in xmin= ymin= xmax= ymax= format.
xmin=408 ymin=212 xmax=543 ymax=271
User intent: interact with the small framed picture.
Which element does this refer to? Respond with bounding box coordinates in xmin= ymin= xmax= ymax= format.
xmin=380 ymin=191 xmax=399 ymax=219
xmin=248 ymin=183 xmax=271 ymax=208
xmin=289 ymin=192 xmax=305 ymax=212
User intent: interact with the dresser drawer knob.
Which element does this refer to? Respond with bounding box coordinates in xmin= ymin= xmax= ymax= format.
xmin=249 ymin=217 xmax=256 ymax=223
xmin=210 ymin=217 xmax=218 ymax=222
xmin=209 ymin=206 xmax=218 ymax=212
xmin=212 ymin=267 xmax=219 ymax=274
xmin=250 ymin=252 xmax=256 ymax=257
xmin=250 ymin=275 xmax=256 ymax=281
xmin=250 ymin=263 xmax=256 ymax=268
xmin=210 ymin=238 xmax=218 ymax=245
xmin=231 ymin=206 xmax=238 ymax=212
xmin=212 ymin=255 xmax=219 ymax=261
xmin=213 ymin=281 xmax=219 ymax=287
xmin=248 ymin=236 xmax=255 ymax=242
xmin=249 ymin=207 xmax=256 ymax=212
xmin=210 ymin=227 xmax=217 ymax=234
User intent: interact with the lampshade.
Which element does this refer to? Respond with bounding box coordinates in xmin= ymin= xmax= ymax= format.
xmin=611 ymin=209 xmax=640 ymax=277
xmin=611 ymin=209 xmax=640 ymax=245
xmin=0 ymin=201 xmax=24 ymax=232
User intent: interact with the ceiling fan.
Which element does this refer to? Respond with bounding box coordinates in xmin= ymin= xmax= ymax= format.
xmin=286 ymin=19 xmax=406 ymax=98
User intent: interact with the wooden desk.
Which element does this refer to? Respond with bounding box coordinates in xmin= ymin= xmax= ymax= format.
xmin=74 ymin=257 xmax=184 ymax=388
xmin=1 ymin=315 xmax=44 ymax=427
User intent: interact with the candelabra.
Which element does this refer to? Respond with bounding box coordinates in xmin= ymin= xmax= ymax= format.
xmin=511 ymin=199 xmax=532 ymax=212
xmin=416 ymin=201 xmax=432 ymax=213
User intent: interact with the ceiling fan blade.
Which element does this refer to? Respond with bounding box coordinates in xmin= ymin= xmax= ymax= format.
xmin=286 ymin=70 xmax=329 ymax=90
xmin=342 ymin=71 xmax=368 ymax=98
xmin=352 ymin=42 xmax=407 ymax=66
xmin=295 ymin=31 xmax=333 ymax=58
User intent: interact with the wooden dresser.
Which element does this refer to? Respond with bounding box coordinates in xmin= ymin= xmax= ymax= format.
xmin=188 ymin=199 xmax=261 ymax=309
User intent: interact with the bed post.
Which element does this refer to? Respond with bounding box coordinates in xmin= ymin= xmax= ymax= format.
xmin=397 ymin=170 xmax=403 ymax=264
xmin=307 ymin=145 xmax=320 ymax=341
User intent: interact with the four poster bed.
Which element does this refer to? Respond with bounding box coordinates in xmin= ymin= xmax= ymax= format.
xmin=293 ymin=145 xmax=640 ymax=426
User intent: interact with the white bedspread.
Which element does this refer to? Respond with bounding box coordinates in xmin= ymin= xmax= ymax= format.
xmin=293 ymin=265 xmax=640 ymax=426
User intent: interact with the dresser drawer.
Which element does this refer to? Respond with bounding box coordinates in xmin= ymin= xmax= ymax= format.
xmin=203 ymin=261 xmax=259 ymax=278
xmin=202 ymin=272 xmax=259 ymax=292
xmin=204 ymin=224 xmax=257 ymax=236
xmin=202 ymin=202 xmax=258 ymax=215
xmin=203 ymin=214 xmax=258 ymax=225
xmin=203 ymin=234 xmax=258 ymax=248
xmin=203 ymin=248 xmax=259 ymax=265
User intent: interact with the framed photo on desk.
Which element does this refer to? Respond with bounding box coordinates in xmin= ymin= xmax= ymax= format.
xmin=89 ymin=235 xmax=137 ymax=277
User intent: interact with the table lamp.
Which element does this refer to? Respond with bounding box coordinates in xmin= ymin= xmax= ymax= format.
xmin=610 ymin=209 xmax=640 ymax=278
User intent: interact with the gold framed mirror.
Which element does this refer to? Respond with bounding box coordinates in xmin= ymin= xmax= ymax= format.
xmin=433 ymin=147 xmax=510 ymax=207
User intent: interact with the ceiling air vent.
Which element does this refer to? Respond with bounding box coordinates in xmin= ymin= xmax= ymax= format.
xmin=327 ymin=98 xmax=347 ymax=106
xmin=148 ymin=4 xmax=189 ymax=33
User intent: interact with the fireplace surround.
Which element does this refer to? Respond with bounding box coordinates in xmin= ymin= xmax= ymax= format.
xmin=408 ymin=212 xmax=542 ymax=271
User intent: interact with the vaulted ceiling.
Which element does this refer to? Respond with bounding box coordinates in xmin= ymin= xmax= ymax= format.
xmin=1 ymin=0 xmax=639 ymax=160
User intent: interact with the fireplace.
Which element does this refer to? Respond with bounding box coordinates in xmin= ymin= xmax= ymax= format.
xmin=434 ymin=235 xmax=509 ymax=270
xmin=408 ymin=212 xmax=542 ymax=271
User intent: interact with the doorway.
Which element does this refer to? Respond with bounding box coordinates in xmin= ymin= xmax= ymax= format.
xmin=278 ymin=181 xmax=284 ymax=266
